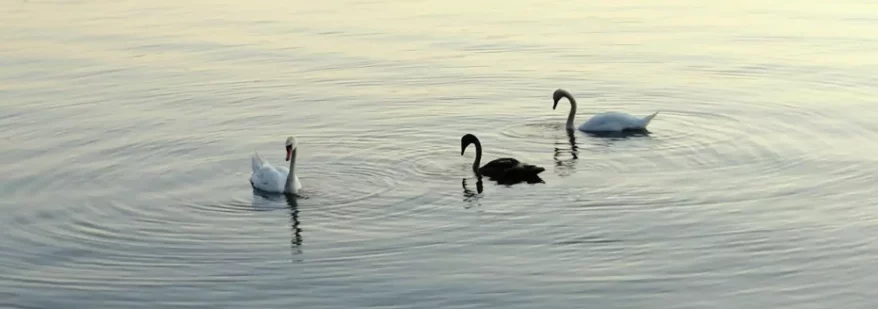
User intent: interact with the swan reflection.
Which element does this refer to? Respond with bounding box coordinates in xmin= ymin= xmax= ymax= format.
xmin=460 ymin=173 xmax=543 ymax=207
xmin=461 ymin=177 xmax=483 ymax=208
xmin=251 ymin=188 xmax=303 ymax=262
xmin=462 ymin=176 xmax=483 ymax=195
xmin=584 ymin=129 xmax=651 ymax=139
xmin=554 ymin=129 xmax=579 ymax=176
xmin=488 ymin=174 xmax=544 ymax=186
xmin=469 ymin=172 xmax=545 ymax=187
xmin=284 ymin=194 xmax=303 ymax=261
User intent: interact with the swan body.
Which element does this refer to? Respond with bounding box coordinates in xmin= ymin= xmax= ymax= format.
xmin=578 ymin=111 xmax=658 ymax=132
xmin=553 ymin=89 xmax=658 ymax=132
xmin=250 ymin=136 xmax=302 ymax=194
xmin=460 ymin=134 xmax=545 ymax=179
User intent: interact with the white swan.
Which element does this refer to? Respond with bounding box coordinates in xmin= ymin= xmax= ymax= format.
xmin=250 ymin=136 xmax=302 ymax=194
xmin=553 ymin=89 xmax=658 ymax=132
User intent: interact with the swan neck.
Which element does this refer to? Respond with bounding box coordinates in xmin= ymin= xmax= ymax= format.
xmin=566 ymin=94 xmax=577 ymax=130
xmin=284 ymin=148 xmax=297 ymax=193
xmin=472 ymin=140 xmax=482 ymax=173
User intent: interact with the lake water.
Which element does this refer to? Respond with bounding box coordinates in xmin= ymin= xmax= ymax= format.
xmin=3 ymin=0 xmax=878 ymax=308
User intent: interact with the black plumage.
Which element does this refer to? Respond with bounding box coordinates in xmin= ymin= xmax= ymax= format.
xmin=460 ymin=134 xmax=545 ymax=180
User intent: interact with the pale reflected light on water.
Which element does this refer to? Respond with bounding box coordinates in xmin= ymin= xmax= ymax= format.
xmin=2 ymin=0 xmax=878 ymax=308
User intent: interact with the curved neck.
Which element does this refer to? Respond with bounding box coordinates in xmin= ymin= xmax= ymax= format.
xmin=284 ymin=149 xmax=297 ymax=193
xmin=565 ymin=94 xmax=577 ymax=130
xmin=471 ymin=140 xmax=482 ymax=173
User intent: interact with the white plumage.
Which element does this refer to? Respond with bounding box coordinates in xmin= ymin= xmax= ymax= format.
xmin=553 ymin=89 xmax=658 ymax=132
xmin=249 ymin=136 xmax=302 ymax=194
xmin=577 ymin=111 xmax=658 ymax=132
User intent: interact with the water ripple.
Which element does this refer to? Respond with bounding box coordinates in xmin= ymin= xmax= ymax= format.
xmin=5 ymin=1 xmax=878 ymax=308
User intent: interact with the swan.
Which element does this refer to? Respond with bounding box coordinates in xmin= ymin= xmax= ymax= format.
xmin=250 ymin=136 xmax=302 ymax=194
xmin=553 ymin=88 xmax=658 ymax=132
xmin=460 ymin=134 xmax=545 ymax=179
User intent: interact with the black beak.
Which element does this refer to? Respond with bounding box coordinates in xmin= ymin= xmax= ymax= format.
xmin=553 ymin=99 xmax=559 ymax=110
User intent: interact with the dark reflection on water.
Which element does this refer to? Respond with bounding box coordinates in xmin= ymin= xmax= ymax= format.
xmin=285 ymin=194 xmax=303 ymax=261
xmin=461 ymin=177 xmax=483 ymax=208
xmin=554 ymin=129 xmax=579 ymax=176
xmin=462 ymin=176 xmax=483 ymax=196
xmin=584 ymin=128 xmax=651 ymax=139
xmin=251 ymin=189 xmax=304 ymax=260
xmin=460 ymin=172 xmax=542 ymax=207
xmin=488 ymin=174 xmax=545 ymax=186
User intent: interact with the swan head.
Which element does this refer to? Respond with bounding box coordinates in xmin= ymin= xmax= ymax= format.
xmin=552 ymin=88 xmax=572 ymax=110
xmin=284 ymin=136 xmax=298 ymax=161
xmin=460 ymin=134 xmax=479 ymax=155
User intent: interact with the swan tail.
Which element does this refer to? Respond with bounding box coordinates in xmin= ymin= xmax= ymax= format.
xmin=251 ymin=152 xmax=266 ymax=173
xmin=642 ymin=111 xmax=659 ymax=127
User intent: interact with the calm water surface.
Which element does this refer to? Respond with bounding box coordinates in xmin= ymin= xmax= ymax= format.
xmin=3 ymin=0 xmax=878 ymax=308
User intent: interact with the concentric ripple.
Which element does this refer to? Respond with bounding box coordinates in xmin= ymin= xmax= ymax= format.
xmin=6 ymin=1 xmax=878 ymax=308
